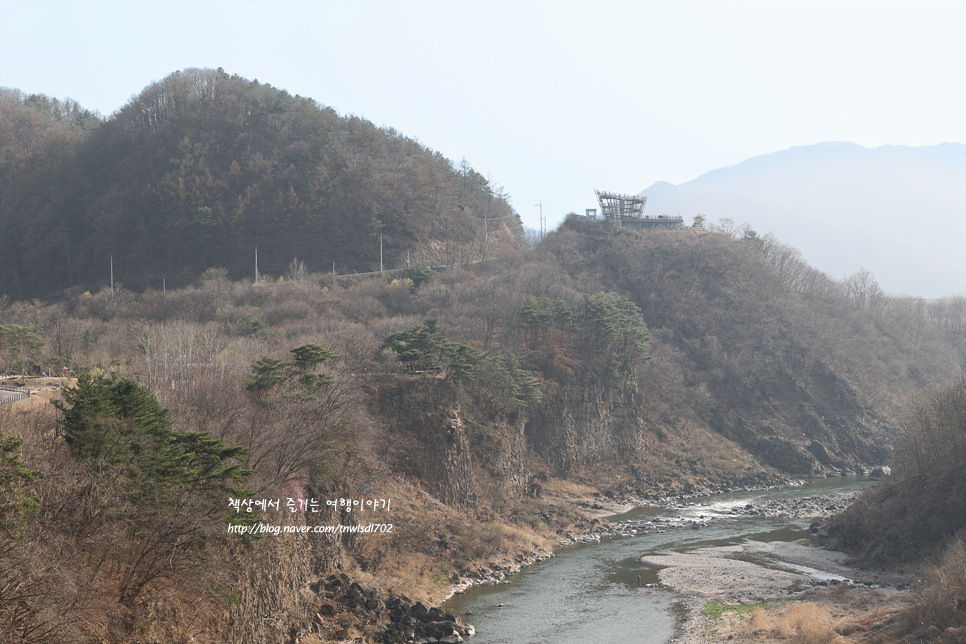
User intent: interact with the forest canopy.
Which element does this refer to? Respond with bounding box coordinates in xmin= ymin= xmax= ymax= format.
xmin=0 ymin=68 xmax=519 ymax=299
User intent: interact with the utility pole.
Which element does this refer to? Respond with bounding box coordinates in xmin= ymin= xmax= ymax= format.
xmin=535 ymin=201 xmax=544 ymax=240
xmin=255 ymin=247 xmax=259 ymax=283
xmin=380 ymin=233 xmax=383 ymax=273
xmin=483 ymin=214 xmax=489 ymax=263
xmin=110 ymin=255 xmax=114 ymax=294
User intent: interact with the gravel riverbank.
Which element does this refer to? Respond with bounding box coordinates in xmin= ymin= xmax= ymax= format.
xmin=631 ymin=493 xmax=914 ymax=644
xmin=558 ymin=490 xmax=862 ymax=546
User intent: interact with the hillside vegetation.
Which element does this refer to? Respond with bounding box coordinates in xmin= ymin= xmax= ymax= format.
xmin=812 ymin=377 xmax=966 ymax=642
xmin=1 ymin=221 xmax=963 ymax=641
xmin=821 ymin=378 xmax=966 ymax=565
xmin=1 ymin=70 xmax=964 ymax=643
xmin=0 ymin=69 xmax=516 ymax=299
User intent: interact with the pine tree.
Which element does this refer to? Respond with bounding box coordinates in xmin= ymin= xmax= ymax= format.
xmin=580 ymin=292 xmax=650 ymax=385
xmin=0 ymin=433 xmax=40 ymax=539
xmin=245 ymin=344 xmax=338 ymax=400
xmin=382 ymin=319 xmax=484 ymax=382
xmin=56 ymin=374 xmax=253 ymax=506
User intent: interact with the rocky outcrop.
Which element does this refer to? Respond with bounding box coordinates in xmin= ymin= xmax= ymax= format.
xmin=759 ymin=436 xmax=823 ymax=476
xmin=311 ymin=574 xmax=475 ymax=643
xmin=808 ymin=440 xmax=832 ymax=465
xmin=383 ymin=599 xmax=474 ymax=644
xmin=489 ymin=417 xmax=533 ymax=496
xmin=699 ymin=356 xmax=896 ymax=478
xmin=434 ymin=407 xmax=476 ymax=507
xmin=868 ymin=465 xmax=891 ymax=480
xmin=525 ymin=383 xmax=645 ymax=472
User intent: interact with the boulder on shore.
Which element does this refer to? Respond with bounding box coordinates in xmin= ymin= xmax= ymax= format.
xmin=869 ymin=466 xmax=891 ymax=480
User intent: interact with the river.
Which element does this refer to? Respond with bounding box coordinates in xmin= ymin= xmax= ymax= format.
xmin=442 ymin=476 xmax=874 ymax=644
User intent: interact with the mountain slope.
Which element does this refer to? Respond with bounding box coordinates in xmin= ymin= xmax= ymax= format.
xmin=0 ymin=69 xmax=516 ymax=299
xmin=640 ymin=142 xmax=966 ymax=298
xmin=545 ymin=220 xmax=966 ymax=483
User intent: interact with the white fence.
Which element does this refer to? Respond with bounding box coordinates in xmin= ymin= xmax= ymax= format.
xmin=0 ymin=384 xmax=30 ymax=406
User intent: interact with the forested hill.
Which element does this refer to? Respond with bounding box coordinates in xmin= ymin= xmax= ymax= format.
xmin=0 ymin=68 xmax=516 ymax=299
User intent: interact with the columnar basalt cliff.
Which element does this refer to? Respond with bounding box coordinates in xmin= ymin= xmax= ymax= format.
xmin=525 ymin=383 xmax=646 ymax=472
xmin=484 ymin=417 xmax=533 ymax=496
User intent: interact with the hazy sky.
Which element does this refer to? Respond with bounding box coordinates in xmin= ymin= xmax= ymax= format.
xmin=2 ymin=0 xmax=964 ymax=232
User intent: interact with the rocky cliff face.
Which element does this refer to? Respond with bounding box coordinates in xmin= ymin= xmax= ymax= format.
xmin=485 ymin=416 xmax=533 ymax=495
xmin=707 ymin=359 xmax=895 ymax=477
xmin=380 ymin=378 xmax=651 ymax=502
xmin=381 ymin=359 xmax=893 ymax=510
xmin=525 ymin=383 xmax=646 ymax=473
xmin=431 ymin=408 xmax=477 ymax=507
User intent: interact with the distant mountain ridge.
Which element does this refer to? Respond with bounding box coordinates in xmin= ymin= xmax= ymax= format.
xmin=640 ymin=142 xmax=966 ymax=298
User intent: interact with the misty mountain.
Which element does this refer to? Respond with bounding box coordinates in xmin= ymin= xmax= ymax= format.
xmin=640 ymin=142 xmax=966 ymax=298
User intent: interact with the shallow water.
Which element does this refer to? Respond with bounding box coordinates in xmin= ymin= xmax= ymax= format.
xmin=443 ymin=476 xmax=873 ymax=643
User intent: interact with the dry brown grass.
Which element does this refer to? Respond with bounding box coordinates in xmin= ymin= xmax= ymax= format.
xmin=780 ymin=603 xmax=835 ymax=643
xmin=334 ymin=475 xmax=556 ymax=606
xmin=349 ymin=517 xmax=552 ymax=605
xmin=352 ymin=550 xmax=442 ymax=602
xmin=749 ymin=605 xmax=769 ymax=632
xmin=747 ymin=601 xmax=842 ymax=643
xmin=909 ymin=535 xmax=966 ymax=639
xmin=541 ymin=477 xmax=598 ymax=497
xmin=734 ymin=586 xmax=915 ymax=644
